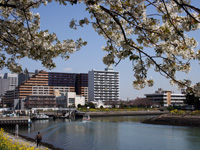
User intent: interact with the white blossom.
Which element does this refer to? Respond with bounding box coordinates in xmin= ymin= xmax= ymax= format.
xmin=1 ymin=0 xmax=200 ymax=95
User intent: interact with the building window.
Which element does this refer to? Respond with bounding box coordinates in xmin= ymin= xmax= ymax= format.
xmin=69 ymin=98 xmax=75 ymax=104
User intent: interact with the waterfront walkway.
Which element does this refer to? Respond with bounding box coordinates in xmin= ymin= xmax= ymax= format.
xmin=6 ymin=132 xmax=52 ymax=150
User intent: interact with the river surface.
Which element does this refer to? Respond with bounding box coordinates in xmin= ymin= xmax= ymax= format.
xmin=7 ymin=116 xmax=200 ymax=150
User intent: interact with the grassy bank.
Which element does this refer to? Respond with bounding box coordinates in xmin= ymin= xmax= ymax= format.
xmin=170 ymin=109 xmax=200 ymax=115
xmin=78 ymin=107 xmax=158 ymax=112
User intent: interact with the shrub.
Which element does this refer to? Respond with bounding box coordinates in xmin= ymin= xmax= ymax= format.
xmin=77 ymin=104 xmax=82 ymax=108
xmin=170 ymin=109 xmax=186 ymax=115
xmin=89 ymin=108 xmax=97 ymax=112
xmin=0 ymin=128 xmax=36 ymax=150
xmin=167 ymin=106 xmax=174 ymax=111
xmin=177 ymin=110 xmax=186 ymax=115
xmin=191 ymin=110 xmax=199 ymax=115
xmin=87 ymin=102 xmax=95 ymax=109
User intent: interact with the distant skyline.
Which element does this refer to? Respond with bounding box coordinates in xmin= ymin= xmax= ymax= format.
xmin=1 ymin=1 xmax=200 ymax=100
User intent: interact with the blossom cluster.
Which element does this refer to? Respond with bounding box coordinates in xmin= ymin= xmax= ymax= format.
xmin=69 ymin=0 xmax=200 ymax=93
xmin=0 ymin=0 xmax=87 ymax=72
xmin=1 ymin=0 xmax=200 ymax=95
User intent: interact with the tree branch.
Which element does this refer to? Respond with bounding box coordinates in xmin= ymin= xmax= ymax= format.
xmin=100 ymin=5 xmax=128 ymax=43
xmin=0 ymin=3 xmax=16 ymax=8
xmin=161 ymin=0 xmax=186 ymax=44
xmin=172 ymin=0 xmax=200 ymax=23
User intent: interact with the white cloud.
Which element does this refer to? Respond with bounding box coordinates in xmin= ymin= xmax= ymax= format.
xmin=63 ymin=67 xmax=72 ymax=72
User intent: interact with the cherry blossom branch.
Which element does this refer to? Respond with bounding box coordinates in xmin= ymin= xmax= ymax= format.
xmin=100 ymin=5 xmax=128 ymax=43
xmin=22 ymin=8 xmax=33 ymax=39
xmin=172 ymin=0 xmax=200 ymax=23
xmin=161 ymin=0 xmax=186 ymax=45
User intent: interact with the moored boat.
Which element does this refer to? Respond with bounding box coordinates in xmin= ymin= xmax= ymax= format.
xmin=32 ymin=114 xmax=49 ymax=120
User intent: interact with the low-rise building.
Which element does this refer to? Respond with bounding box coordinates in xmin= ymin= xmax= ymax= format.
xmin=92 ymin=100 xmax=113 ymax=108
xmin=24 ymin=95 xmax=56 ymax=109
xmin=56 ymin=92 xmax=85 ymax=108
xmin=145 ymin=88 xmax=186 ymax=107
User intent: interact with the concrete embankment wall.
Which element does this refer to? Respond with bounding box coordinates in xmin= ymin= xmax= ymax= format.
xmin=0 ymin=117 xmax=30 ymax=126
xmin=88 ymin=111 xmax=167 ymax=117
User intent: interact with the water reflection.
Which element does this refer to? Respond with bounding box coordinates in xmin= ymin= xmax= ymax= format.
xmin=2 ymin=116 xmax=200 ymax=150
xmin=92 ymin=115 xmax=154 ymax=123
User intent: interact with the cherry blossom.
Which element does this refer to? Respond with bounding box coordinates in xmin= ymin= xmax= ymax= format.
xmin=74 ymin=0 xmax=200 ymax=95
xmin=1 ymin=0 xmax=200 ymax=96
xmin=0 ymin=0 xmax=87 ymax=72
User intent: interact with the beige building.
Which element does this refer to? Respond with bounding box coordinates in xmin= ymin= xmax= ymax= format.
xmin=145 ymin=88 xmax=186 ymax=107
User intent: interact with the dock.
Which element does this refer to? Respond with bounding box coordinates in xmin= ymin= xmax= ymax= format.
xmin=0 ymin=117 xmax=30 ymax=126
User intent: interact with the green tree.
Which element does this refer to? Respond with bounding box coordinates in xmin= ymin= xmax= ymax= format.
xmin=77 ymin=104 xmax=82 ymax=108
xmin=185 ymin=92 xmax=200 ymax=110
xmin=120 ymin=102 xmax=124 ymax=109
xmin=87 ymin=102 xmax=95 ymax=109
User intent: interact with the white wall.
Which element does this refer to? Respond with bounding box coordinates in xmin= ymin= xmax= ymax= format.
xmin=75 ymin=96 xmax=85 ymax=107
xmin=66 ymin=92 xmax=85 ymax=107
xmin=67 ymin=92 xmax=76 ymax=98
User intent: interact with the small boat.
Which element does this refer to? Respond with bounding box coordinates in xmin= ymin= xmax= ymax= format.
xmin=32 ymin=114 xmax=49 ymax=120
xmin=82 ymin=114 xmax=91 ymax=121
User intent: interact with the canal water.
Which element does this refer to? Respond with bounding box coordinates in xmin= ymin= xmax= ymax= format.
xmin=7 ymin=116 xmax=200 ymax=150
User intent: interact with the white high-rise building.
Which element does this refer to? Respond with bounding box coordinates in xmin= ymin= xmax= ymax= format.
xmin=88 ymin=66 xmax=120 ymax=102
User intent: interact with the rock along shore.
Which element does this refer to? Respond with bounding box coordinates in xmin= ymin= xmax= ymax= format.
xmin=142 ymin=114 xmax=200 ymax=127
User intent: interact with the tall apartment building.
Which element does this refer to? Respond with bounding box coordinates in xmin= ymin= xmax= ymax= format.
xmin=145 ymin=88 xmax=186 ymax=107
xmin=75 ymin=73 xmax=88 ymax=102
xmin=88 ymin=66 xmax=120 ymax=102
xmin=48 ymin=72 xmax=88 ymax=102
xmin=0 ymin=73 xmax=18 ymax=96
xmin=0 ymin=73 xmax=18 ymax=107
xmin=18 ymin=71 xmax=35 ymax=85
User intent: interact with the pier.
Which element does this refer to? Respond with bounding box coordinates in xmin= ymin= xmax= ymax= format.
xmin=42 ymin=108 xmax=85 ymax=119
xmin=0 ymin=117 xmax=30 ymax=126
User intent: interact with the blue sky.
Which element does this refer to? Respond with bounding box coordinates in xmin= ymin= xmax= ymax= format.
xmin=1 ymin=1 xmax=200 ymax=100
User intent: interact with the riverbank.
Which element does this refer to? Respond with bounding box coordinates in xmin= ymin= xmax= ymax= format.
xmin=3 ymin=131 xmax=64 ymax=150
xmin=2 ymin=111 xmax=199 ymax=150
xmin=3 ymin=132 xmax=49 ymax=150
xmin=142 ymin=114 xmax=200 ymax=127
xmin=87 ymin=110 xmax=167 ymax=117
